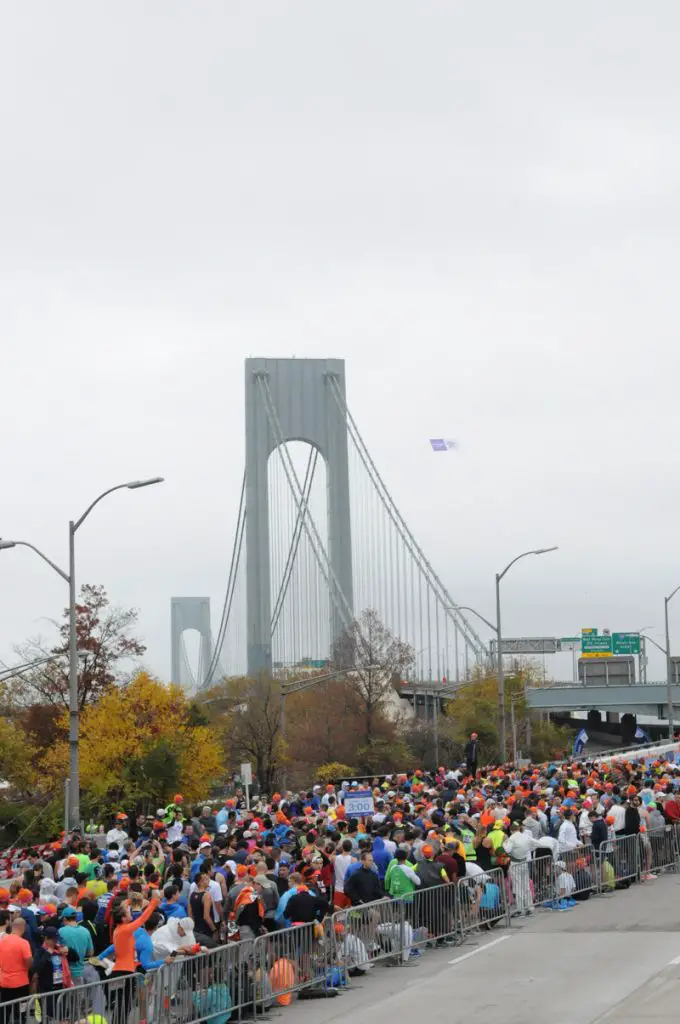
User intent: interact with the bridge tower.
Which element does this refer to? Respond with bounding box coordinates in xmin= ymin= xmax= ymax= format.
xmin=245 ymin=357 xmax=354 ymax=677
xmin=170 ymin=596 xmax=214 ymax=688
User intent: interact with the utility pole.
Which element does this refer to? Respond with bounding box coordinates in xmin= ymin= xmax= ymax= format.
xmin=664 ymin=586 xmax=680 ymax=739
xmin=0 ymin=477 xmax=164 ymax=832
xmin=510 ymin=697 xmax=518 ymax=764
xmin=433 ymin=689 xmax=439 ymax=769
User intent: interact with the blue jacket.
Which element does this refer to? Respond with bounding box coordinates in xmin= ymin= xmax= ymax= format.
xmin=100 ymin=929 xmax=165 ymax=972
xmin=20 ymin=908 xmax=39 ymax=952
xmin=135 ymin=929 xmax=165 ymax=971
xmin=159 ymin=901 xmax=185 ymax=920
xmin=372 ymin=838 xmax=391 ymax=881
xmin=190 ymin=855 xmax=205 ymax=882
xmin=275 ymin=887 xmax=299 ymax=926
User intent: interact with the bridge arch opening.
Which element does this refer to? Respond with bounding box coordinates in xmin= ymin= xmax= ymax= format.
xmin=267 ymin=440 xmax=330 ymax=672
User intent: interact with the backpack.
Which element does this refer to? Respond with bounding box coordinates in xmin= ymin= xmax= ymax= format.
xmin=601 ymin=859 xmax=616 ymax=892
xmin=416 ymin=861 xmax=445 ymax=889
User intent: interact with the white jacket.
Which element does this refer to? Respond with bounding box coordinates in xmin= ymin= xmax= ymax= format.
xmin=503 ymin=830 xmax=540 ymax=863
xmin=557 ymin=819 xmax=580 ymax=852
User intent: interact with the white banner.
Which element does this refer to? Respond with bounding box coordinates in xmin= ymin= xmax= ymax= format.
xmin=343 ymin=790 xmax=375 ymax=816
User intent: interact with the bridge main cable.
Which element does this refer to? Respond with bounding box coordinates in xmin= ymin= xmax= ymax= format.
xmin=327 ymin=373 xmax=488 ymax=659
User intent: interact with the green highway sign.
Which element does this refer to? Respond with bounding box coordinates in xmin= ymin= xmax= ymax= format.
xmin=582 ymin=628 xmax=598 ymax=636
xmin=581 ymin=633 xmax=612 ymax=657
xmin=612 ymin=632 xmax=641 ymax=655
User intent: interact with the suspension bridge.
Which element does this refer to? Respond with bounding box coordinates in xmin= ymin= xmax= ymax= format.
xmin=171 ymin=357 xmax=488 ymax=691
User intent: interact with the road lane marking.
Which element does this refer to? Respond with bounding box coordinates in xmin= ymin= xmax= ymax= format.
xmin=448 ymin=934 xmax=509 ymax=966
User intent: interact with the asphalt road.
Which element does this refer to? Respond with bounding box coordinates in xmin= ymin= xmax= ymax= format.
xmin=291 ymin=872 xmax=680 ymax=1024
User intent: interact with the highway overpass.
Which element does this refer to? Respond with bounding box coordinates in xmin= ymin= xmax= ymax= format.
xmin=526 ymin=680 xmax=680 ymax=715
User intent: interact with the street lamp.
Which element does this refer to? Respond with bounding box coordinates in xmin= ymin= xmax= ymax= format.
xmin=635 ymin=626 xmax=653 ymax=686
xmin=0 ymin=476 xmax=163 ymax=829
xmin=449 ymin=605 xmax=497 ymax=633
xmin=448 ymin=605 xmax=497 ymax=667
xmin=664 ymin=587 xmax=680 ymax=739
xmin=496 ymin=547 xmax=558 ymax=762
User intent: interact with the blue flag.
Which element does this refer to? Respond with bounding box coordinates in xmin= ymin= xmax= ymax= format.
xmin=573 ymin=728 xmax=588 ymax=755
xmin=430 ymin=438 xmax=457 ymax=451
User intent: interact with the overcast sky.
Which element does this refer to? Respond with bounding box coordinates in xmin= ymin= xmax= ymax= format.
xmin=1 ymin=2 xmax=679 ymax=686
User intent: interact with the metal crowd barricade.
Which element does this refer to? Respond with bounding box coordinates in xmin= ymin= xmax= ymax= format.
xmin=253 ymin=920 xmax=332 ymax=1013
xmin=409 ymin=881 xmax=458 ymax=948
xmin=561 ymin=844 xmax=599 ymax=901
xmin=49 ymin=969 xmax=159 ymax=1024
xmin=157 ymin=937 xmax=259 ymax=1024
xmin=643 ymin=825 xmax=677 ymax=876
xmin=457 ymin=867 xmax=509 ymax=935
xmin=674 ymin=822 xmax=680 ymax=864
xmin=0 ymin=990 xmax=39 ymax=1024
xmin=35 ymin=940 xmax=259 ymax=1024
xmin=331 ymin=896 xmax=405 ymax=968
xmin=506 ymin=860 xmax=534 ymax=915
xmin=609 ymin=833 xmax=641 ymax=885
xmin=529 ymin=851 xmax=558 ymax=907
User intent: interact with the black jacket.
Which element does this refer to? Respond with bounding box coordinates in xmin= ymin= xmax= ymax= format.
xmin=285 ymin=891 xmax=329 ymax=924
xmin=624 ymin=806 xmax=640 ymax=836
xmin=590 ymin=818 xmax=608 ymax=850
xmin=32 ymin=946 xmax=79 ymax=993
xmin=464 ymin=740 xmax=478 ymax=764
xmin=344 ymin=867 xmax=383 ymax=906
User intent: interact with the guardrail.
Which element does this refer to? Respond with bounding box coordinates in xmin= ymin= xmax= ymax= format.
xmin=1 ymin=833 xmax=678 ymax=1024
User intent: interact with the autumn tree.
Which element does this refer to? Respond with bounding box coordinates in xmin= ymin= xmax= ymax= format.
xmin=10 ymin=584 xmax=146 ymax=713
xmin=332 ymin=608 xmax=414 ymax=746
xmin=199 ymin=675 xmax=284 ymax=794
xmin=41 ymin=672 xmax=224 ymax=813
xmin=284 ymin=674 xmax=365 ymax=770
xmin=282 ymin=672 xmax=415 ymax=784
xmin=440 ymin=670 xmax=570 ymax=765
xmin=0 ymin=718 xmax=38 ymax=795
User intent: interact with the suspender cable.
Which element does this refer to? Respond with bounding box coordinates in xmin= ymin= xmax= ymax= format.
xmin=327 ymin=376 xmax=486 ymax=658
xmin=201 ymin=472 xmax=246 ymax=689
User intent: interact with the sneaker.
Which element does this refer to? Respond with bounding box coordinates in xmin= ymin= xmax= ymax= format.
xmin=409 ymin=949 xmax=422 ymax=958
xmin=642 ymin=874 xmax=656 ymax=881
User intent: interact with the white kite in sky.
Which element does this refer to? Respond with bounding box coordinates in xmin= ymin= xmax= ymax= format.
xmin=429 ymin=438 xmax=457 ymax=451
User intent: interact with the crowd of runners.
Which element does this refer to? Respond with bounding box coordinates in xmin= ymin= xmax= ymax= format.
xmin=0 ymin=736 xmax=679 ymax=1021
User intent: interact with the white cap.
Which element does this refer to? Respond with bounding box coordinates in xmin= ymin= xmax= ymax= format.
xmin=199 ymin=841 xmax=211 ymax=850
